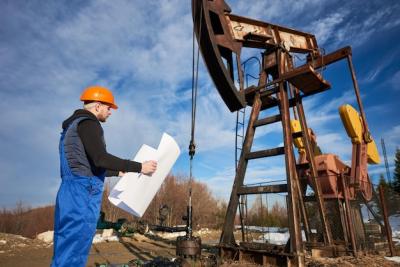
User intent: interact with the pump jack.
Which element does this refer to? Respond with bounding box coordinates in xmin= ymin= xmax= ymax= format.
xmin=192 ymin=0 xmax=390 ymax=266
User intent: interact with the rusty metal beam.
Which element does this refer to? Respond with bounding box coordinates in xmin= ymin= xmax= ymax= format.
xmin=244 ymin=63 xmax=331 ymax=103
xmin=226 ymin=14 xmax=319 ymax=53
xmin=379 ymin=185 xmax=395 ymax=257
xmin=341 ymin=174 xmax=357 ymax=256
xmin=294 ymin=92 xmax=333 ymax=246
xmin=278 ymin=51 xmax=304 ymax=266
xmin=284 ymin=56 xmax=312 ymax=245
xmin=237 ymin=184 xmax=288 ymax=195
xmin=307 ymin=46 xmax=352 ymax=69
xmin=192 ymin=0 xmax=324 ymax=113
xmin=254 ymin=114 xmax=282 ymax=127
xmin=346 ymin=55 xmax=371 ymax=142
xmin=192 ymin=0 xmax=246 ymax=112
xmin=246 ymin=147 xmax=285 ymax=159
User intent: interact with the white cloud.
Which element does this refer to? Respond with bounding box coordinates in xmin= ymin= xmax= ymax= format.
xmin=385 ymin=125 xmax=400 ymax=150
xmin=309 ymin=11 xmax=347 ymax=46
xmin=317 ymin=133 xmax=351 ymax=160
xmin=234 ymin=0 xmax=326 ymax=25
xmin=0 ymin=0 xmax=197 ymax=207
xmin=0 ymin=0 xmax=399 ymax=208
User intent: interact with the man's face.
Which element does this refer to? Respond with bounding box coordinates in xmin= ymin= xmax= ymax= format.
xmin=97 ymin=102 xmax=112 ymax=122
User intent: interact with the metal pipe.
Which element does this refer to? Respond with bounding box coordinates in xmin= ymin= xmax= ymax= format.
xmin=238 ymin=196 xmax=246 ymax=242
xmin=341 ymin=174 xmax=357 ymax=257
xmin=378 ymin=185 xmax=395 ymax=257
xmin=295 ymin=92 xmax=332 ymax=245
xmin=278 ymin=50 xmax=303 ymax=259
xmin=187 ymin=200 xmax=193 ymax=238
xmin=346 ymin=55 xmax=371 ymax=142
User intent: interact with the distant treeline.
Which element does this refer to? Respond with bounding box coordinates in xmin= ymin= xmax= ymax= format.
xmin=101 ymin=174 xmax=228 ymax=229
xmin=0 ymin=203 xmax=54 ymax=238
xmin=0 ymin=174 xmax=289 ymax=238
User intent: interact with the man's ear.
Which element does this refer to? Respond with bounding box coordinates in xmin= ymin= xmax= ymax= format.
xmin=94 ymin=102 xmax=101 ymax=112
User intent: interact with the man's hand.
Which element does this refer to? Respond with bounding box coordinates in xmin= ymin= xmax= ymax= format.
xmin=141 ymin=160 xmax=157 ymax=175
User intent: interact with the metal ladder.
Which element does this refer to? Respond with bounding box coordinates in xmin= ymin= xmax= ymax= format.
xmin=235 ymin=108 xmax=246 ymax=170
xmin=236 ymin=57 xmax=261 ymax=243
xmin=235 ymin=107 xmax=248 ymax=242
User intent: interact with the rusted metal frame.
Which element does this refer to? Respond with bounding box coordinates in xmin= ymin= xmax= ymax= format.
xmin=306 ymin=36 xmax=319 ymax=58
xmin=242 ymin=195 xmax=249 ymax=241
xmin=283 ymin=56 xmax=311 ymax=243
xmin=378 ymin=185 xmax=395 ymax=257
xmin=220 ymin=46 xmax=235 ymax=82
xmin=192 ymin=0 xmax=246 ymax=112
xmin=219 ymin=91 xmax=262 ymax=246
xmin=346 ymin=54 xmax=371 ymax=142
xmin=350 ymin=143 xmax=363 ymax=189
xmin=277 ymin=50 xmax=304 ymax=265
xmin=340 ymin=174 xmax=358 ymax=256
xmin=226 ymin=13 xmax=319 ymax=53
xmin=242 ymin=200 xmax=249 ymax=243
xmin=337 ymin=200 xmax=350 ymax=245
xmin=306 ymin=46 xmax=352 ymax=70
xmin=354 ymin=193 xmax=368 ymax=248
xmin=289 ymin=114 xmax=312 ymax=244
xmin=244 ymin=80 xmax=279 ymax=96
xmin=236 ymin=52 xmax=244 ymax=91
xmin=246 ymin=147 xmax=285 ymax=159
xmin=238 ymin=196 xmax=246 ymax=242
xmin=293 ymin=87 xmax=333 ymax=246
xmin=244 ymin=64 xmax=318 ymax=97
xmin=240 ymin=242 xmax=289 ymax=254
xmin=287 ymin=57 xmax=299 ymax=120
xmin=286 ymin=56 xmax=311 ymax=232
xmin=254 ymin=114 xmax=282 ymax=127
xmin=237 ymin=184 xmax=288 ymax=195
xmin=237 ymin=246 xmax=291 ymax=266
xmin=333 ymin=176 xmax=349 ymax=245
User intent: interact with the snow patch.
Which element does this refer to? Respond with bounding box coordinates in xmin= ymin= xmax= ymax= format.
xmin=92 ymin=233 xmax=119 ymax=244
xmin=154 ymin=231 xmax=186 ymax=239
xmin=101 ymin=229 xmax=116 ymax=238
xmin=195 ymin=228 xmax=211 ymax=235
xmin=260 ymin=232 xmax=290 ymax=245
xmin=36 ymin=231 xmax=54 ymax=243
xmin=390 ymin=214 xmax=400 ymax=245
xmin=385 ymin=256 xmax=400 ymax=263
xmin=390 ymin=214 xmax=400 ymax=232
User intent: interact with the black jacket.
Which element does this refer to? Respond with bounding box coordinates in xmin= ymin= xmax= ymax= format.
xmin=62 ymin=109 xmax=141 ymax=177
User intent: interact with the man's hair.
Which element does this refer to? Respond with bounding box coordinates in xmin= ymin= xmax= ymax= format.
xmin=83 ymin=101 xmax=98 ymax=110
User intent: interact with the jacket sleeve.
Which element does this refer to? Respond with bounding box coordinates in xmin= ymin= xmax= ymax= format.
xmin=105 ymin=170 xmax=119 ymax=177
xmin=78 ymin=120 xmax=142 ymax=173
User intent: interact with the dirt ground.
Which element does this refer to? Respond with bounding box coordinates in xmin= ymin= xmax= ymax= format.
xmin=0 ymin=230 xmax=219 ymax=267
xmin=0 ymin=231 xmax=399 ymax=267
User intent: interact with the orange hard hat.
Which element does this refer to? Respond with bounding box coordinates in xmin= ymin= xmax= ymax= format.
xmin=80 ymin=85 xmax=118 ymax=109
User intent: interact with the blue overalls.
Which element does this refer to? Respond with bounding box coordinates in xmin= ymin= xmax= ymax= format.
xmin=51 ymin=117 xmax=105 ymax=267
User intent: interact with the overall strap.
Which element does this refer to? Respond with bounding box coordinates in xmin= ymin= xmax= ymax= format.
xmin=59 ymin=117 xmax=92 ymax=178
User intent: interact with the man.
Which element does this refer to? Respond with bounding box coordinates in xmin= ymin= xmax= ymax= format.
xmin=51 ymin=85 xmax=157 ymax=267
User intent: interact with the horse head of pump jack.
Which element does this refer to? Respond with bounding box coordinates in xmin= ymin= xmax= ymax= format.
xmin=192 ymin=0 xmax=321 ymax=112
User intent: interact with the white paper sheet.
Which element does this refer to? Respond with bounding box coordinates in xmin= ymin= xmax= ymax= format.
xmin=108 ymin=133 xmax=180 ymax=217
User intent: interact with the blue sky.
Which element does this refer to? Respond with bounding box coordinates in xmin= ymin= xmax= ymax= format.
xmin=0 ymin=0 xmax=399 ymax=209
